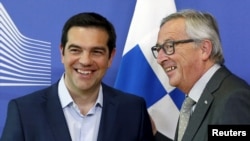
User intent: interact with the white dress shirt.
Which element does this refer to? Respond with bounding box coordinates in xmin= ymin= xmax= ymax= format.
xmin=188 ymin=64 xmax=221 ymax=112
xmin=58 ymin=75 xmax=103 ymax=141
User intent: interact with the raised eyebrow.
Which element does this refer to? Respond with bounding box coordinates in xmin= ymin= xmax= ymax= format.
xmin=91 ymin=46 xmax=108 ymax=52
xmin=92 ymin=46 xmax=106 ymax=50
xmin=156 ymin=39 xmax=174 ymax=46
xmin=164 ymin=39 xmax=175 ymax=43
xmin=68 ymin=44 xmax=81 ymax=49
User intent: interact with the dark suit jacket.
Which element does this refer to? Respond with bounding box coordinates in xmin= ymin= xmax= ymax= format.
xmin=173 ymin=66 xmax=250 ymax=141
xmin=154 ymin=131 xmax=173 ymax=141
xmin=0 ymin=83 xmax=154 ymax=141
xmin=154 ymin=66 xmax=250 ymax=141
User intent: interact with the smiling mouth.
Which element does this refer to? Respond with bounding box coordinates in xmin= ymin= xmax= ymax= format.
xmin=77 ymin=69 xmax=92 ymax=75
xmin=166 ymin=66 xmax=177 ymax=72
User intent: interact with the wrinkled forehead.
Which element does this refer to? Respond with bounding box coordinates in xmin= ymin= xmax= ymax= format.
xmin=157 ymin=18 xmax=187 ymax=43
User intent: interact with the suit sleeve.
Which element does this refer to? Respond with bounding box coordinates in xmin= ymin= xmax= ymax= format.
xmin=1 ymin=100 xmax=25 ymax=141
xmin=139 ymin=99 xmax=155 ymax=141
xmin=221 ymin=88 xmax=250 ymax=124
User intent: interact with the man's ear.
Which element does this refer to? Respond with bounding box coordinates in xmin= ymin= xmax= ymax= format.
xmin=60 ymin=45 xmax=64 ymax=63
xmin=108 ymin=48 xmax=116 ymax=68
xmin=201 ymin=39 xmax=212 ymax=61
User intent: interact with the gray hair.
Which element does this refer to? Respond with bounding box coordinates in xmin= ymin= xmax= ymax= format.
xmin=161 ymin=9 xmax=224 ymax=64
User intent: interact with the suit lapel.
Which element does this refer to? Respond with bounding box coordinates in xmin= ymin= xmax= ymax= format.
xmin=183 ymin=66 xmax=231 ymax=140
xmin=183 ymin=92 xmax=213 ymax=140
xmin=97 ymin=84 xmax=119 ymax=141
xmin=43 ymin=83 xmax=72 ymax=141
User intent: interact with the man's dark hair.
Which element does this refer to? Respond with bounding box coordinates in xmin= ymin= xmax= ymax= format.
xmin=61 ymin=12 xmax=116 ymax=57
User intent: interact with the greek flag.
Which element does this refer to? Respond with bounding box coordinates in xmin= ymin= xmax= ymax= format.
xmin=114 ymin=0 xmax=185 ymax=139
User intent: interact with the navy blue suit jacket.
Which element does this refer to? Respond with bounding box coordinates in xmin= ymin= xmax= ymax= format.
xmin=1 ymin=82 xmax=154 ymax=141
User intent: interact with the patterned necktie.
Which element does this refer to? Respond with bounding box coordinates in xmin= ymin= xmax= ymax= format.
xmin=178 ymin=96 xmax=195 ymax=141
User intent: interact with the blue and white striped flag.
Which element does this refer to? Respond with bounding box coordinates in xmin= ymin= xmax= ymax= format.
xmin=114 ymin=0 xmax=185 ymax=139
